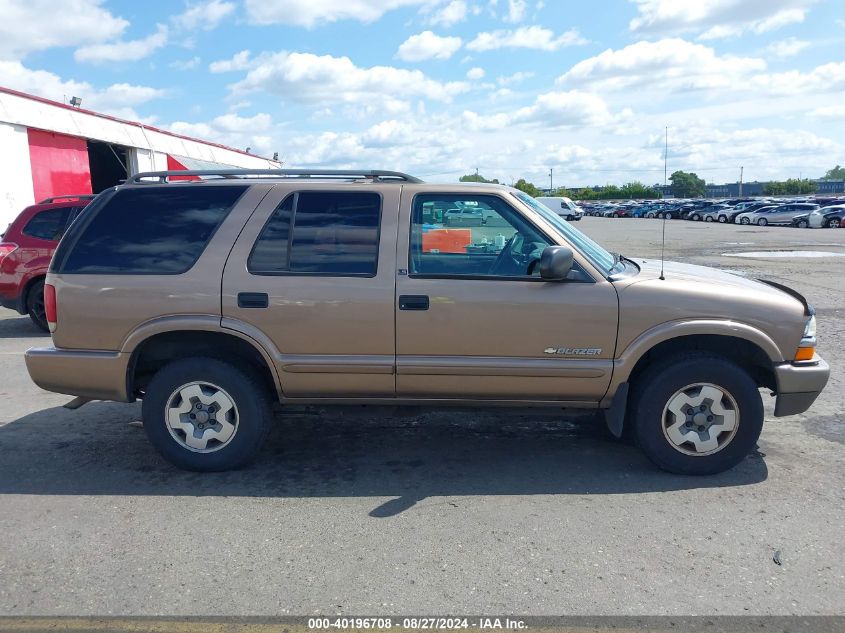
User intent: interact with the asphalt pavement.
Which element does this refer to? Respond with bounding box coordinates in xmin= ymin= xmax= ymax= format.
xmin=0 ymin=218 xmax=843 ymax=616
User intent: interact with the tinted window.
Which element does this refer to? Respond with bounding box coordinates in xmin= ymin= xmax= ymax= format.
xmin=61 ymin=186 xmax=245 ymax=274
xmin=249 ymin=192 xmax=381 ymax=276
xmin=23 ymin=208 xmax=71 ymax=241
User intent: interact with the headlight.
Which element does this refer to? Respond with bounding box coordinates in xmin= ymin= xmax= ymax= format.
xmin=803 ymin=314 xmax=816 ymax=339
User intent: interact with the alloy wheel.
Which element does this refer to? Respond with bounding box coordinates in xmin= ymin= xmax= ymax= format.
xmin=165 ymin=381 xmax=239 ymax=453
xmin=661 ymin=383 xmax=740 ymax=456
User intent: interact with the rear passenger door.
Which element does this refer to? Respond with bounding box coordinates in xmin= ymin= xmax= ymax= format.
xmin=221 ymin=184 xmax=400 ymax=398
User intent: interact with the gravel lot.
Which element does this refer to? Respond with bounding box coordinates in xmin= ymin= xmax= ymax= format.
xmin=0 ymin=218 xmax=843 ymax=616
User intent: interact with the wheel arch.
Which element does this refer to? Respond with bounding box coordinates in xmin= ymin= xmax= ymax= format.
xmin=124 ymin=317 xmax=282 ymax=401
xmin=604 ymin=321 xmax=782 ymax=407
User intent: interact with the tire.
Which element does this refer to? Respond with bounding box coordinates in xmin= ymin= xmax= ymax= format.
xmin=692 ymin=214 xmax=700 ymax=221
xmin=704 ymin=216 xmax=713 ymax=222
xmin=830 ymin=218 xmax=842 ymax=229
xmin=796 ymin=219 xmax=809 ymax=229
xmin=142 ymin=357 xmax=272 ymax=471
xmin=757 ymin=218 xmax=768 ymax=226
xmin=629 ymin=354 xmax=764 ymax=475
xmin=718 ymin=215 xmax=727 ymax=223
xmin=26 ymin=279 xmax=48 ymax=332
xmin=740 ymin=217 xmax=749 ymax=225
xmin=646 ymin=212 xmax=655 ymax=219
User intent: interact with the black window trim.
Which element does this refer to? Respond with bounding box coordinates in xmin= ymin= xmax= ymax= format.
xmin=407 ymin=192 xmax=595 ymax=284
xmin=247 ymin=189 xmax=384 ymax=279
xmin=52 ymin=185 xmax=249 ymax=276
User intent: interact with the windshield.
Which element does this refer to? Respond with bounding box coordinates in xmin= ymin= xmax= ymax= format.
xmin=511 ymin=191 xmax=618 ymax=275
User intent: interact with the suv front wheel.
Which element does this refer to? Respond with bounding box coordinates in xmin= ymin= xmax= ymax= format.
xmin=629 ymin=354 xmax=764 ymax=475
xmin=142 ymin=357 xmax=272 ymax=471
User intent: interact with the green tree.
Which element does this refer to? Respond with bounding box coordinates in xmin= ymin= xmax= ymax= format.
xmin=764 ymin=178 xmax=816 ymax=195
xmin=513 ymin=178 xmax=542 ymax=197
xmin=822 ymin=165 xmax=845 ymax=180
xmin=669 ymin=170 xmax=706 ymax=198
xmin=459 ymin=173 xmax=499 ymax=184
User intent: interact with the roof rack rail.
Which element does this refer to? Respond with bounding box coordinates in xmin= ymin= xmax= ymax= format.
xmin=127 ymin=169 xmax=423 ymax=184
xmin=38 ymin=194 xmax=97 ymax=204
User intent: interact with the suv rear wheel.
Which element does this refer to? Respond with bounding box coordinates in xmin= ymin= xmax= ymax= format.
xmin=142 ymin=357 xmax=272 ymax=471
xmin=629 ymin=354 xmax=764 ymax=475
xmin=27 ymin=279 xmax=48 ymax=332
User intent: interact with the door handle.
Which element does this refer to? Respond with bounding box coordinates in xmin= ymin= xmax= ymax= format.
xmin=399 ymin=295 xmax=429 ymax=311
xmin=237 ymin=292 xmax=269 ymax=308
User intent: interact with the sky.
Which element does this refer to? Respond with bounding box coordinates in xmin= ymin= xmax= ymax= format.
xmin=0 ymin=0 xmax=843 ymax=187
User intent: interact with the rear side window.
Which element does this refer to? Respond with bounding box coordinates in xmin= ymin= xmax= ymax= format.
xmin=23 ymin=208 xmax=71 ymax=241
xmin=249 ymin=192 xmax=381 ymax=276
xmin=59 ymin=186 xmax=246 ymax=274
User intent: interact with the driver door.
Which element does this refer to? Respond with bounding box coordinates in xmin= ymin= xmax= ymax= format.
xmin=395 ymin=189 xmax=618 ymax=401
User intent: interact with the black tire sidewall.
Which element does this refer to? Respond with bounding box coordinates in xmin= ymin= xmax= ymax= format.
xmin=631 ymin=356 xmax=764 ymax=475
xmin=27 ymin=280 xmax=48 ymax=331
xmin=142 ymin=357 xmax=271 ymax=471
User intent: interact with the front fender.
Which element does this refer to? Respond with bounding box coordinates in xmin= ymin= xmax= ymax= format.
xmin=601 ymin=319 xmax=783 ymax=407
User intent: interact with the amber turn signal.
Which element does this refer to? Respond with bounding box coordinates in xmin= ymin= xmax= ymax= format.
xmin=794 ymin=346 xmax=815 ymax=362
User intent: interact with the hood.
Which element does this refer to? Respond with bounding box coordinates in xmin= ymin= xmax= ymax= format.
xmin=612 ymin=258 xmax=808 ymax=358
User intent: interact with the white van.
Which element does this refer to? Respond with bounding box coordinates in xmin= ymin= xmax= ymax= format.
xmin=536 ymin=196 xmax=584 ymax=221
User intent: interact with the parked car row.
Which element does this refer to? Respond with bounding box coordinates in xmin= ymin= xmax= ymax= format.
xmin=577 ymin=196 xmax=845 ymax=229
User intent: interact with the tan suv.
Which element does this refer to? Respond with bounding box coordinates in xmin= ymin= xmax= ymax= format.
xmin=25 ymin=169 xmax=829 ymax=475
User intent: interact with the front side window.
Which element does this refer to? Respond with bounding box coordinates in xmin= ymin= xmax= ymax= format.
xmin=60 ymin=186 xmax=246 ymax=274
xmin=23 ymin=208 xmax=71 ymax=241
xmin=410 ymin=194 xmax=551 ymax=278
xmin=249 ymin=192 xmax=381 ymax=276
xmin=511 ymin=191 xmax=617 ymax=275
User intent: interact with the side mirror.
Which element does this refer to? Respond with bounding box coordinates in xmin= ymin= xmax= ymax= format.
xmin=539 ymin=246 xmax=574 ymax=280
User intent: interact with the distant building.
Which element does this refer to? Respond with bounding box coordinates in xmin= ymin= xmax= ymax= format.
xmin=654 ymin=179 xmax=844 ymax=198
xmin=0 ymin=86 xmax=281 ymax=227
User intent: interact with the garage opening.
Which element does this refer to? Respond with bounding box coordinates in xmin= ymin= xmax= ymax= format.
xmin=87 ymin=140 xmax=130 ymax=193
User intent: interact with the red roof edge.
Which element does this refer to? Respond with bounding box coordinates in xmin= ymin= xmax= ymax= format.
xmin=0 ymin=85 xmax=277 ymax=162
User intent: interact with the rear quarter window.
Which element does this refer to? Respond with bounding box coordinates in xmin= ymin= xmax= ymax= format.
xmin=57 ymin=186 xmax=246 ymax=274
xmin=22 ymin=208 xmax=71 ymax=241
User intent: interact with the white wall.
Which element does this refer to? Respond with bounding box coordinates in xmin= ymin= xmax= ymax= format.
xmin=0 ymin=122 xmax=34 ymax=231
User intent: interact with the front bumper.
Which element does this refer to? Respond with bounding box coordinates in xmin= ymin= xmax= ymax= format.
xmin=773 ymin=355 xmax=830 ymax=416
xmin=25 ymin=346 xmax=132 ymax=402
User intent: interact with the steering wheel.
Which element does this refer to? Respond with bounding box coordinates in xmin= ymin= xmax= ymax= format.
xmin=490 ymin=234 xmax=545 ymax=276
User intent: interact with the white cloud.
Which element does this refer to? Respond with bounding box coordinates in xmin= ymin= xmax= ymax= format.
xmin=74 ymin=24 xmax=169 ymax=64
xmin=174 ymin=0 xmax=236 ymax=30
xmin=629 ymin=0 xmax=816 ymax=39
xmin=209 ymin=50 xmax=253 ymax=72
xmin=809 ymin=105 xmax=845 ymax=120
xmin=497 ymin=71 xmax=533 ymax=85
xmin=766 ymin=37 xmax=810 ymax=58
xmin=754 ymin=60 xmax=845 ymax=95
xmin=426 ymin=0 xmax=472 ymax=27
xmin=244 ymin=0 xmax=428 ymax=27
xmin=466 ymin=66 xmax=485 ymax=79
xmin=467 ymin=26 xmax=587 ymax=52
xmin=169 ymin=56 xmax=201 ymax=70
xmin=463 ymin=90 xmax=621 ymax=131
xmin=396 ymin=31 xmax=463 ymax=61
xmin=0 ymin=61 xmax=165 ymax=117
xmin=229 ymin=51 xmax=470 ymax=105
xmin=504 ymin=0 xmax=527 ymax=23
xmin=0 ymin=0 xmax=128 ymax=59
xmin=169 ymin=112 xmax=275 ymax=154
xmin=557 ymin=38 xmax=766 ymax=92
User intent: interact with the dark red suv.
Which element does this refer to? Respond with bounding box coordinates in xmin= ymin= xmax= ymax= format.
xmin=0 ymin=195 xmax=94 ymax=330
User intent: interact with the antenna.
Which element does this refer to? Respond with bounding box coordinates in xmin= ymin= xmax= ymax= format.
xmin=660 ymin=125 xmax=668 ymax=280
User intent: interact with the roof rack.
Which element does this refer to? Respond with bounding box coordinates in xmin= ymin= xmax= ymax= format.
xmin=38 ymin=194 xmax=97 ymax=204
xmin=127 ymin=169 xmax=423 ymax=184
